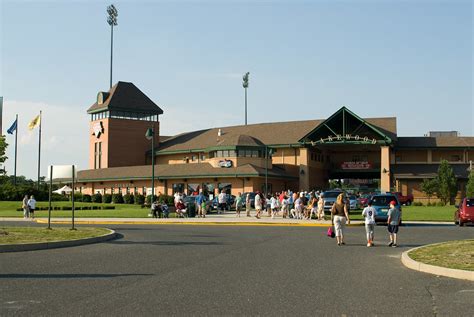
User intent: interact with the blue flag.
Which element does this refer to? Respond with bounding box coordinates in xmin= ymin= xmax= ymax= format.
xmin=7 ymin=119 xmax=17 ymax=134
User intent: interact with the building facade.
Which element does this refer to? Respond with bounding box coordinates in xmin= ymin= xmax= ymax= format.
xmin=78 ymin=82 xmax=474 ymax=202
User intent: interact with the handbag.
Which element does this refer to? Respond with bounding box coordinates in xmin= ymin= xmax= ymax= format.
xmin=327 ymin=226 xmax=335 ymax=238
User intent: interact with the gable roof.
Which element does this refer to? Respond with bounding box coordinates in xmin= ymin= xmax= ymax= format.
xmin=87 ymin=81 xmax=164 ymax=115
xmin=154 ymin=116 xmax=398 ymax=155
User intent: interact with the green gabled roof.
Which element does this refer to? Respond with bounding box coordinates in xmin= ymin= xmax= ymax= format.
xmin=299 ymin=106 xmax=393 ymax=145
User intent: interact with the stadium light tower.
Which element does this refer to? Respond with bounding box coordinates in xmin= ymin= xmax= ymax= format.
xmin=242 ymin=72 xmax=249 ymax=125
xmin=107 ymin=4 xmax=118 ymax=89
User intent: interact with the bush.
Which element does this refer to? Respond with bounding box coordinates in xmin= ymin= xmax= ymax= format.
xmin=413 ymin=201 xmax=423 ymax=206
xmin=146 ymin=195 xmax=158 ymax=205
xmin=123 ymin=194 xmax=134 ymax=204
xmin=102 ymin=194 xmax=112 ymax=204
xmin=158 ymin=194 xmax=174 ymax=206
xmin=112 ymin=193 xmax=124 ymax=204
xmin=73 ymin=193 xmax=83 ymax=201
xmin=92 ymin=193 xmax=102 ymax=203
xmin=61 ymin=206 xmax=72 ymax=210
xmin=135 ymin=194 xmax=145 ymax=205
xmin=83 ymin=194 xmax=92 ymax=203
xmin=102 ymin=206 xmax=115 ymax=210
xmin=436 ymin=201 xmax=445 ymax=207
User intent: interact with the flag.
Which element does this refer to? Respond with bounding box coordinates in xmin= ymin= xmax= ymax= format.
xmin=7 ymin=119 xmax=17 ymax=134
xmin=28 ymin=114 xmax=41 ymax=130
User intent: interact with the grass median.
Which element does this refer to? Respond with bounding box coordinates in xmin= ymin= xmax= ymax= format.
xmin=408 ymin=240 xmax=474 ymax=271
xmin=0 ymin=227 xmax=111 ymax=245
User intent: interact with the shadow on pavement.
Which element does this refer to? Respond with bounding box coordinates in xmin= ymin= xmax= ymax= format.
xmin=0 ymin=273 xmax=153 ymax=279
xmin=107 ymin=240 xmax=224 ymax=246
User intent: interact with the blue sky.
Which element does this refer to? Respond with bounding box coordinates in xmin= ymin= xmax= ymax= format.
xmin=1 ymin=0 xmax=472 ymax=179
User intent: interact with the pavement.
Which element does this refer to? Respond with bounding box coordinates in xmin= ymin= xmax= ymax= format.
xmin=0 ymin=221 xmax=473 ymax=316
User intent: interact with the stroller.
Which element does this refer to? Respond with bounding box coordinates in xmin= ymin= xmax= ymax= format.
xmin=175 ymin=201 xmax=188 ymax=218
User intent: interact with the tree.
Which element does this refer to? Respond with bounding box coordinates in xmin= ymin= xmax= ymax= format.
xmin=466 ymin=169 xmax=474 ymax=198
xmin=420 ymin=178 xmax=437 ymax=204
xmin=0 ymin=135 xmax=8 ymax=176
xmin=436 ymin=159 xmax=457 ymax=205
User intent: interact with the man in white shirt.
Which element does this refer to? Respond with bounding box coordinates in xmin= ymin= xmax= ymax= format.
xmin=362 ymin=201 xmax=376 ymax=247
xmin=28 ymin=195 xmax=37 ymax=220
xmin=254 ymin=192 xmax=262 ymax=219
xmin=218 ymin=190 xmax=227 ymax=214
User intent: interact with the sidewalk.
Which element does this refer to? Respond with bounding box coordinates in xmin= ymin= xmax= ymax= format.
xmin=0 ymin=215 xmax=454 ymax=226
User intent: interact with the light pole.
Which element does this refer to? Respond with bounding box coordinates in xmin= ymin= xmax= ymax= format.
xmin=145 ymin=127 xmax=155 ymax=201
xmin=107 ymin=4 xmax=118 ymax=89
xmin=242 ymin=72 xmax=249 ymax=125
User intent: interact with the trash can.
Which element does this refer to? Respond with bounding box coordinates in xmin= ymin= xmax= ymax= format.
xmin=187 ymin=203 xmax=196 ymax=218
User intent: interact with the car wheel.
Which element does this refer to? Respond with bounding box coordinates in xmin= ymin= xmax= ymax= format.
xmin=454 ymin=218 xmax=459 ymax=225
xmin=459 ymin=221 xmax=464 ymax=227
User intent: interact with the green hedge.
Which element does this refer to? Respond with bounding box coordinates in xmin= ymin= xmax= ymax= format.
xmin=135 ymin=194 xmax=145 ymax=205
xmin=83 ymin=194 xmax=92 ymax=203
xmin=123 ymin=194 xmax=134 ymax=204
xmin=92 ymin=193 xmax=102 ymax=203
xmin=112 ymin=193 xmax=124 ymax=204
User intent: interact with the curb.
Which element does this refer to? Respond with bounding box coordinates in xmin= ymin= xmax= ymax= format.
xmin=34 ymin=219 xmax=364 ymax=227
xmin=401 ymin=245 xmax=474 ymax=282
xmin=0 ymin=229 xmax=117 ymax=253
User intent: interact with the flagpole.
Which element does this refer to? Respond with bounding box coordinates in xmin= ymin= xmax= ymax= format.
xmin=14 ymin=114 xmax=18 ymax=186
xmin=37 ymin=111 xmax=42 ymax=190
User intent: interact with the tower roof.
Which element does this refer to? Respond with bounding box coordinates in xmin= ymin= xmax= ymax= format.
xmin=87 ymin=81 xmax=164 ymax=115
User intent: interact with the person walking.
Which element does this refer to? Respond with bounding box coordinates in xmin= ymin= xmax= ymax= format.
xmin=308 ymin=196 xmax=318 ymax=220
xmin=218 ymin=190 xmax=227 ymax=214
xmin=270 ymin=194 xmax=280 ymax=219
xmin=331 ymin=193 xmax=350 ymax=246
xmin=27 ymin=195 xmax=37 ymax=220
xmin=281 ymin=195 xmax=289 ymax=218
xmin=196 ymin=190 xmax=206 ymax=218
xmin=362 ymin=201 xmax=376 ymax=247
xmin=235 ymin=192 xmax=243 ymax=217
xmin=295 ymin=193 xmax=304 ymax=220
xmin=317 ymin=193 xmax=325 ymax=220
xmin=254 ymin=192 xmax=262 ymax=219
xmin=245 ymin=193 xmax=251 ymax=217
xmin=151 ymin=200 xmax=160 ymax=218
xmin=22 ymin=195 xmax=29 ymax=219
xmin=387 ymin=200 xmax=401 ymax=247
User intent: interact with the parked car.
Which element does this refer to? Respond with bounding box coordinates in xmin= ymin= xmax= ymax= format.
xmin=212 ymin=194 xmax=236 ymax=211
xmin=322 ymin=190 xmax=344 ymax=212
xmin=454 ymin=198 xmax=474 ymax=226
xmin=349 ymin=195 xmax=361 ymax=210
xmin=183 ymin=195 xmax=211 ymax=213
xmin=369 ymin=194 xmax=402 ymax=224
xmin=391 ymin=192 xmax=414 ymax=206
xmin=358 ymin=194 xmax=371 ymax=207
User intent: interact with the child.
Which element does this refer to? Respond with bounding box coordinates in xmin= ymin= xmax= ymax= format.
xmin=161 ymin=203 xmax=169 ymax=218
xmin=270 ymin=194 xmax=279 ymax=219
xmin=387 ymin=200 xmax=401 ymax=247
xmin=362 ymin=201 xmax=376 ymax=247
xmin=235 ymin=192 xmax=243 ymax=217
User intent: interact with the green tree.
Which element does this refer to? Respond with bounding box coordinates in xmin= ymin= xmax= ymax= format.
xmin=0 ymin=135 xmax=8 ymax=176
xmin=420 ymin=178 xmax=437 ymax=204
xmin=466 ymin=169 xmax=474 ymax=198
xmin=436 ymin=159 xmax=457 ymax=205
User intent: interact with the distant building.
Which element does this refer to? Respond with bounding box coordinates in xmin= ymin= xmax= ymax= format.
xmin=429 ymin=131 xmax=459 ymax=138
xmin=77 ymin=82 xmax=474 ymax=202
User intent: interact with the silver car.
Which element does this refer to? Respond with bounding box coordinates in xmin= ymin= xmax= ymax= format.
xmin=322 ymin=190 xmax=344 ymax=212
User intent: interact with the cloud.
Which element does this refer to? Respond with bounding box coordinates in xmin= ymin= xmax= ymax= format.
xmin=2 ymin=100 xmax=88 ymax=179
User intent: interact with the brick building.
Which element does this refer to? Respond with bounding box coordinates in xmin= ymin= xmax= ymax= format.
xmin=77 ymin=82 xmax=474 ymax=202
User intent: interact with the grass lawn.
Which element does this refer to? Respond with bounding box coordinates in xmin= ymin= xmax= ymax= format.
xmin=409 ymin=240 xmax=474 ymax=271
xmin=348 ymin=205 xmax=456 ymax=222
xmin=0 ymin=227 xmax=111 ymax=244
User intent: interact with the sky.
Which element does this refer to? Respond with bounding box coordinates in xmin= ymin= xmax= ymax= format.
xmin=0 ymin=0 xmax=472 ymax=179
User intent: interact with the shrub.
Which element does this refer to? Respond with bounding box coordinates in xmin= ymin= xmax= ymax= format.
xmin=158 ymin=194 xmax=174 ymax=206
xmin=413 ymin=201 xmax=423 ymax=206
xmin=135 ymin=194 xmax=145 ymax=205
xmin=123 ymin=194 xmax=134 ymax=204
xmin=112 ymin=193 xmax=124 ymax=204
xmin=83 ymin=194 xmax=92 ymax=203
xmin=73 ymin=193 xmax=83 ymax=201
xmin=436 ymin=201 xmax=445 ymax=207
xmin=61 ymin=206 xmax=72 ymax=210
xmin=102 ymin=194 xmax=112 ymax=204
xmin=92 ymin=193 xmax=102 ymax=203
xmin=146 ymin=195 xmax=159 ymax=205
xmin=102 ymin=206 xmax=115 ymax=210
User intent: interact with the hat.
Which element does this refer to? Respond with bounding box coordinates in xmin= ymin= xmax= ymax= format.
xmin=390 ymin=200 xmax=396 ymax=206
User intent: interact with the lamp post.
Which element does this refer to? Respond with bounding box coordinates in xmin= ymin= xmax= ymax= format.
xmin=145 ymin=127 xmax=155 ymax=201
xmin=107 ymin=4 xmax=118 ymax=89
xmin=242 ymin=72 xmax=249 ymax=125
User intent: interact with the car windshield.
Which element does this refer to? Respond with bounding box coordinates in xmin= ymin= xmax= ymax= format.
xmin=466 ymin=199 xmax=474 ymax=207
xmin=371 ymin=196 xmax=396 ymax=207
xmin=323 ymin=191 xmax=342 ymax=198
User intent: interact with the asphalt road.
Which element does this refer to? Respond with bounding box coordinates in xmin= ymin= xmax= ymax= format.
xmin=1 ymin=222 xmax=473 ymax=316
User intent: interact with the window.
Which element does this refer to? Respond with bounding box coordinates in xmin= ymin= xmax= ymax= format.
xmin=201 ymin=154 xmax=206 ymax=161
xmin=217 ymin=150 xmax=223 ymax=157
xmin=94 ymin=142 xmax=102 ymax=169
xmin=187 ymin=183 xmax=200 ymax=195
xmin=228 ymin=150 xmax=236 ymax=157
xmin=251 ymin=150 xmax=259 ymax=158
xmin=142 ymin=187 xmax=146 ymax=195
xmin=451 ymin=155 xmax=461 ymax=162
xmin=173 ymin=183 xmax=185 ymax=194
xmin=191 ymin=155 xmax=197 ymax=162
xmin=218 ymin=183 xmax=232 ymax=195
xmin=134 ymin=187 xmax=137 ymax=194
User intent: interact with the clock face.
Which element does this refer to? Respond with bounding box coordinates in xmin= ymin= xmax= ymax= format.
xmin=92 ymin=121 xmax=104 ymax=138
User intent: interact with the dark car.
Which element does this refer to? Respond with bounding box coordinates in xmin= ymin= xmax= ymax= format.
xmin=455 ymin=198 xmax=474 ymax=226
xmin=370 ymin=194 xmax=402 ymax=224
xmin=212 ymin=194 xmax=236 ymax=211
xmin=183 ymin=195 xmax=211 ymax=213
